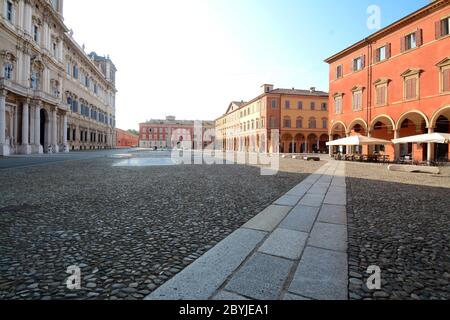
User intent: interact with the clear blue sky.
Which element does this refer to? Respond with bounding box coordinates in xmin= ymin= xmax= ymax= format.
xmin=65 ymin=0 xmax=429 ymax=130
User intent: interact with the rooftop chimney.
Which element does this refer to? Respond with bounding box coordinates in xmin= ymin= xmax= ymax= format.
xmin=310 ymin=87 xmax=316 ymax=93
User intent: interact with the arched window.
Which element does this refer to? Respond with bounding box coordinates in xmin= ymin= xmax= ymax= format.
xmin=322 ymin=118 xmax=328 ymax=129
xmin=283 ymin=116 xmax=291 ymax=128
xmin=296 ymin=117 xmax=303 ymax=129
xmin=309 ymin=117 xmax=317 ymax=129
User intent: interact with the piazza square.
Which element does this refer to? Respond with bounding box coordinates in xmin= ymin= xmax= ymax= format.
xmin=0 ymin=0 xmax=449 ymax=310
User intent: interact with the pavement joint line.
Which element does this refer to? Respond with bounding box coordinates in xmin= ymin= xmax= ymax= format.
xmin=305 ymin=244 xmax=348 ymax=254
xmin=279 ymin=162 xmax=337 ymax=299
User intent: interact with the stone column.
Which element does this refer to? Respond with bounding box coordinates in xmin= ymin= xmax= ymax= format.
xmin=63 ymin=113 xmax=68 ymax=152
xmin=427 ymin=127 xmax=434 ymax=164
xmin=34 ymin=105 xmax=43 ymax=154
xmin=394 ymin=130 xmax=400 ymax=162
xmin=329 ymin=134 xmax=333 ymax=156
xmin=51 ymin=109 xmax=58 ymax=153
xmin=20 ymin=100 xmax=31 ymax=154
xmin=29 ymin=105 xmax=35 ymax=146
xmin=0 ymin=90 xmax=10 ymax=156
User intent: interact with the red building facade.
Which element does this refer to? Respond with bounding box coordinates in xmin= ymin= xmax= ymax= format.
xmin=325 ymin=0 xmax=450 ymax=162
xmin=116 ymin=129 xmax=139 ymax=148
xmin=139 ymin=116 xmax=214 ymax=149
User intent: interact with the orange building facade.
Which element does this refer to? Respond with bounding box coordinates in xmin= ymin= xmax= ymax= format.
xmin=215 ymin=84 xmax=329 ymax=154
xmin=325 ymin=0 xmax=450 ymax=162
xmin=115 ymin=129 xmax=139 ymax=148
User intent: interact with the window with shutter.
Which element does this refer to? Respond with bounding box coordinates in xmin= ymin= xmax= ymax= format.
xmin=334 ymin=96 xmax=342 ymax=114
xmin=436 ymin=20 xmax=442 ymax=39
xmin=416 ymin=29 xmax=423 ymax=47
xmin=375 ymin=46 xmax=387 ymax=63
xmin=436 ymin=17 xmax=450 ymax=39
xmin=405 ymin=33 xmax=417 ymax=50
xmin=405 ymin=77 xmax=418 ymax=100
xmin=352 ymin=57 xmax=363 ymax=72
xmin=376 ymin=85 xmax=387 ymax=106
xmin=335 ymin=65 xmax=343 ymax=79
xmin=352 ymin=91 xmax=362 ymax=111
xmin=443 ymin=68 xmax=450 ymax=92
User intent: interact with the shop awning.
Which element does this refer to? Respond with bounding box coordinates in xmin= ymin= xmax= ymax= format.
xmin=326 ymin=135 xmax=392 ymax=146
xmin=392 ymin=133 xmax=450 ymax=144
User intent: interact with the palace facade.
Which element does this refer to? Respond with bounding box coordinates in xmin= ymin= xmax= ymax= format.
xmin=325 ymin=0 xmax=450 ymax=162
xmin=215 ymin=84 xmax=329 ymax=154
xmin=139 ymin=116 xmax=214 ymax=149
xmin=0 ymin=0 xmax=117 ymax=156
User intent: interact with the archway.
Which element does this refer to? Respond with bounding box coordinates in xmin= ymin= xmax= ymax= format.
xmin=307 ymin=134 xmax=318 ymax=153
xmin=370 ymin=115 xmax=395 ymax=159
xmin=431 ymin=105 xmax=450 ymax=161
xmin=348 ymin=118 xmax=368 ymax=136
xmin=281 ymin=133 xmax=293 ymax=153
xmin=294 ymin=133 xmax=305 ymax=153
xmin=319 ymin=134 xmax=329 ymax=153
xmin=396 ymin=111 xmax=429 ymax=162
xmin=329 ymin=122 xmax=347 ymax=155
xmin=348 ymin=119 xmax=368 ymax=155
xmin=435 ymin=115 xmax=449 ymax=161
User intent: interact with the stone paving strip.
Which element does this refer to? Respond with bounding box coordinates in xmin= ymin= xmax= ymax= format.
xmin=146 ymin=161 xmax=348 ymax=301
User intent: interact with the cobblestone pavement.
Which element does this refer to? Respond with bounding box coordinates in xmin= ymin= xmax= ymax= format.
xmin=346 ymin=162 xmax=450 ymax=300
xmin=0 ymin=148 xmax=138 ymax=170
xmin=0 ymin=151 xmax=322 ymax=300
xmin=147 ymin=161 xmax=349 ymax=300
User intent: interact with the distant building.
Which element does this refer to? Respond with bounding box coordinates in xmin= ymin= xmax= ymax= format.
xmin=325 ymin=0 xmax=450 ymax=162
xmin=116 ymin=129 xmax=139 ymax=148
xmin=215 ymin=84 xmax=329 ymax=153
xmin=139 ymin=116 xmax=214 ymax=149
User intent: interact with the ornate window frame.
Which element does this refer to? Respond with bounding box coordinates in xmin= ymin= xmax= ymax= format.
xmin=351 ymin=86 xmax=364 ymax=112
xmin=436 ymin=57 xmax=450 ymax=94
xmin=333 ymin=92 xmax=344 ymax=115
xmin=373 ymin=78 xmax=390 ymax=106
xmin=401 ymin=68 xmax=422 ymax=101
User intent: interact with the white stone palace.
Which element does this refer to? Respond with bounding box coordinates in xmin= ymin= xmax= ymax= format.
xmin=0 ymin=0 xmax=117 ymax=156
